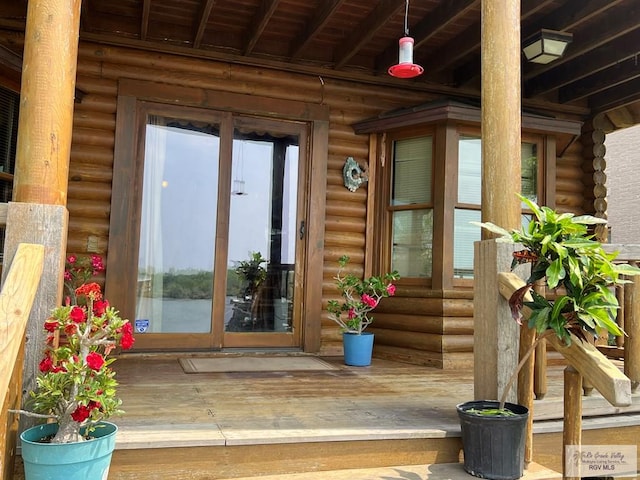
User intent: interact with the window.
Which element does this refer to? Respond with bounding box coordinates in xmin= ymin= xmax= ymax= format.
xmin=0 ymin=85 xmax=19 ymax=263
xmin=389 ymin=135 xmax=433 ymax=278
xmin=453 ymin=136 xmax=540 ymax=278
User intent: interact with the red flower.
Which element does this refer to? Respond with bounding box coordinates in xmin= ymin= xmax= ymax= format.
xmin=93 ymin=299 xmax=109 ymax=317
xmin=348 ymin=308 xmax=356 ymax=319
xmin=64 ymin=323 xmax=78 ymax=336
xmin=75 ymin=282 xmax=102 ymax=301
xmin=386 ymin=284 xmax=396 ymax=296
xmin=86 ymin=352 xmax=105 ymax=371
xmin=39 ymin=357 xmax=54 ymax=373
xmin=71 ymin=405 xmax=91 ymax=422
xmin=120 ymin=322 xmax=135 ymax=350
xmin=44 ymin=320 xmax=59 ymax=332
xmin=361 ymin=293 xmax=378 ymax=308
xmin=70 ymin=306 xmax=86 ymax=323
xmin=88 ymin=400 xmax=102 ymax=411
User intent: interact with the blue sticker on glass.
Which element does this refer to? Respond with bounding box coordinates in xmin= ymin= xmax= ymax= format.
xmin=135 ymin=319 xmax=149 ymax=333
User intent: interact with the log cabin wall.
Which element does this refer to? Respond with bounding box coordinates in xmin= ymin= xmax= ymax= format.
xmin=0 ymin=30 xmax=592 ymax=368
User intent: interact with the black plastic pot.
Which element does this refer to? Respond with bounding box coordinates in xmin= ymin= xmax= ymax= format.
xmin=456 ymin=400 xmax=529 ymax=480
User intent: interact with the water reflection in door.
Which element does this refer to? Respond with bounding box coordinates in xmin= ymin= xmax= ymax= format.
xmin=225 ymin=129 xmax=299 ymax=333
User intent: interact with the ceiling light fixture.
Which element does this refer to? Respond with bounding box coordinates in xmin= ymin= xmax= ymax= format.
xmin=522 ymin=29 xmax=573 ymax=64
xmin=388 ymin=0 xmax=423 ymax=79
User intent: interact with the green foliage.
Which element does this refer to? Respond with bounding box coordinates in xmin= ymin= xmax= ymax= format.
xmin=479 ymin=195 xmax=640 ymax=345
xmin=234 ymin=251 xmax=268 ymax=298
xmin=162 ymin=270 xmax=214 ymax=299
xmin=327 ymin=255 xmax=400 ymax=334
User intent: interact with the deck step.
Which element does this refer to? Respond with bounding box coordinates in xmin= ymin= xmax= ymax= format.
xmin=229 ymin=462 xmax=561 ymax=480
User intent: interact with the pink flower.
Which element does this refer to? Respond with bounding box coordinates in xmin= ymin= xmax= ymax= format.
xmin=86 ymin=352 xmax=105 ymax=371
xmin=386 ymin=284 xmax=396 ymax=296
xmin=361 ymin=294 xmax=378 ymax=308
xmin=348 ymin=308 xmax=356 ymax=319
xmin=67 ymin=255 xmax=77 ymax=265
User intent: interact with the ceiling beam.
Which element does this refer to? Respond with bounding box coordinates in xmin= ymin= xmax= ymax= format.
xmin=559 ymin=57 xmax=640 ymax=104
xmin=525 ymin=27 xmax=640 ymax=97
xmin=333 ymin=0 xmax=405 ymax=69
xmin=140 ymin=0 xmax=151 ymax=41
xmin=589 ymin=77 xmax=640 ymax=114
xmin=193 ymin=0 xmax=218 ymax=48
xmin=375 ymin=0 xmax=478 ymax=72
xmin=420 ymin=0 xmax=554 ymax=77
xmin=0 ymin=44 xmax=22 ymax=72
xmin=290 ymin=0 xmax=346 ymax=60
xmin=243 ymin=0 xmax=281 ymax=56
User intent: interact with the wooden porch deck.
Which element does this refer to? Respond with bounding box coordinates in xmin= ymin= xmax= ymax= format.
xmin=15 ymin=354 xmax=640 ymax=479
xmin=107 ymin=354 xmax=640 ymax=477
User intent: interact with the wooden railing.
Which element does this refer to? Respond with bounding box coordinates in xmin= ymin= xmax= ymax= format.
xmin=603 ymin=244 xmax=640 ymax=391
xmin=0 ymin=243 xmax=44 ymax=480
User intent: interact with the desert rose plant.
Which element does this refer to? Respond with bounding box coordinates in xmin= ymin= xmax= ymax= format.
xmin=14 ymin=255 xmax=135 ymax=443
xmin=327 ymin=255 xmax=399 ymax=334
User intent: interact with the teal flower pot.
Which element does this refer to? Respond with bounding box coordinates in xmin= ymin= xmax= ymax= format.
xmin=20 ymin=422 xmax=118 ymax=480
xmin=343 ymin=332 xmax=374 ymax=366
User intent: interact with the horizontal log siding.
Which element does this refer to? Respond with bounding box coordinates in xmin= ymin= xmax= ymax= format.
xmin=555 ymin=139 xmax=587 ymax=214
xmin=0 ymin=31 xmax=591 ymax=368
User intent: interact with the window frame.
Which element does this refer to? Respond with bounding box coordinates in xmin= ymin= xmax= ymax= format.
xmin=379 ymin=126 xmax=436 ymax=287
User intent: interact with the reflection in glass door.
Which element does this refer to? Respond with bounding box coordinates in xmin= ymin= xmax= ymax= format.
xmin=134 ymin=110 xmax=305 ymax=349
xmin=225 ymin=128 xmax=299 ymax=337
xmin=136 ymin=116 xmax=219 ymax=334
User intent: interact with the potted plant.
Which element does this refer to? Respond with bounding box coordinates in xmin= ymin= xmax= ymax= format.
xmin=12 ymin=254 xmax=135 ymax=479
xmin=457 ymin=196 xmax=640 ymax=480
xmin=327 ymin=255 xmax=399 ymax=366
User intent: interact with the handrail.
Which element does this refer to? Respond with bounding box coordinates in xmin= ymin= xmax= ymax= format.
xmin=0 ymin=243 xmax=45 ymax=479
xmin=498 ymin=271 xmax=631 ymax=406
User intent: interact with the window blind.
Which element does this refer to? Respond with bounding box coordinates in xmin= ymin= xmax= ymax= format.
xmin=392 ymin=136 xmax=432 ymax=205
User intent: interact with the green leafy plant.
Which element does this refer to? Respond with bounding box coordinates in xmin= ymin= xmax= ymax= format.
xmin=327 ymin=255 xmax=399 ymax=334
xmin=234 ymin=251 xmax=267 ymax=299
xmin=474 ymin=196 xmax=640 ymax=412
xmin=14 ymin=256 xmax=134 ymax=443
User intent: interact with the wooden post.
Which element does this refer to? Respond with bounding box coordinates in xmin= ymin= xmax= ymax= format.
xmin=624 ymin=266 xmax=640 ymax=392
xmin=474 ymin=240 xmax=527 ymax=403
xmin=532 ymin=281 xmax=547 ymax=400
xmin=480 ymin=0 xmax=521 ymax=234
xmin=563 ymin=366 xmax=582 ymax=480
xmin=13 ymin=0 xmax=82 ymax=205
xmin=2 ymin=203 xmax=68 ymax=434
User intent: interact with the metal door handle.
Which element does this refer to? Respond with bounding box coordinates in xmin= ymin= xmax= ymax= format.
xmin=299 ymin=220 xmax=305 ymax=239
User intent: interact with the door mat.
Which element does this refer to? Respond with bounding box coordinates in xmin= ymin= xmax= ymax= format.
xmin=178 ymin=356 xmax=338 ymax=373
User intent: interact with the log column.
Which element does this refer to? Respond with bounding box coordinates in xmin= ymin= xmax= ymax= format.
xmin=480 ymin=0 xmax=521 ymax=233
xmin=8 ymin=0 xmax=81 ymax=433
xmin=14 ymin=0 xmax=81 ymax=204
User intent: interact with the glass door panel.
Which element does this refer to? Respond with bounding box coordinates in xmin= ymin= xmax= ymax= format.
xmin=225 ymin=128 xmax=299 ymax=337
xmin=136 ymin=116 xmax=219 ymax=334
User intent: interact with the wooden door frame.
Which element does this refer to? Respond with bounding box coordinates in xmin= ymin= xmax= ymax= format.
xmin=106 ymin=79 xmax=328 ymax=352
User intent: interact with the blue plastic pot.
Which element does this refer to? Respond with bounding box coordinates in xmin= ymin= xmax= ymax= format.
xmin=20 ymin=422 xmax=118 ymax=480
xmin=343 ymin=332 xmax=374 ymax=366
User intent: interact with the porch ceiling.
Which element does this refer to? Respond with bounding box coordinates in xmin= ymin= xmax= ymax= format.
xmin=1 ymin=0 xmax=639 ymax=129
